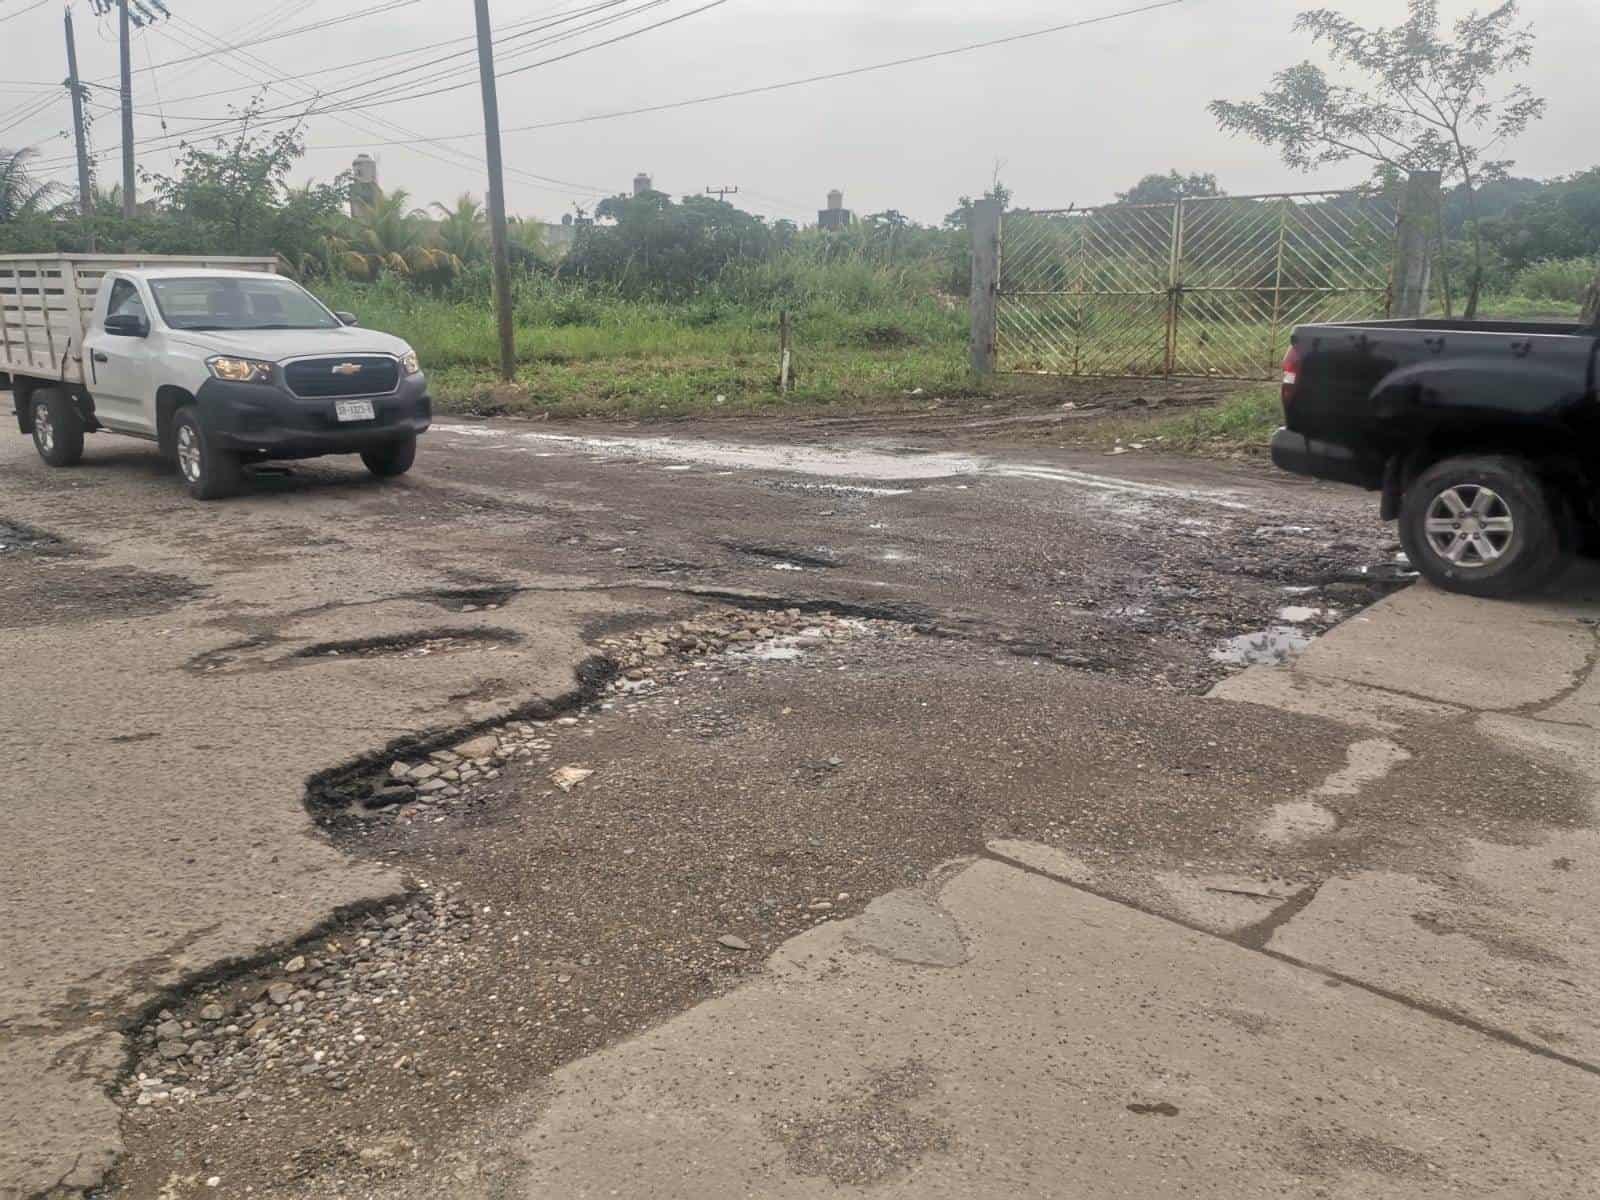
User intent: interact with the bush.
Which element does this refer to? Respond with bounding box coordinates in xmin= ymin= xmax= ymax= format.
xmin=1512 ymin=257 xmax=1597 ymax=305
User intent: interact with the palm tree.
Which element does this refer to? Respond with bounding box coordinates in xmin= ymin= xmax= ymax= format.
xmin=351 ymin=187 xmax=454 ymax=277
xmin=432 ymin=193 xmax=488 ymax=263
xmin=0 ymin=147 xmax=64 ymax=222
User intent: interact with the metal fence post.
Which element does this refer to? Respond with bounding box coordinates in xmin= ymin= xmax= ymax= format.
xmin=969 ymin=198 xmax=1003 ymax=375
xmin=1392 ymin=171 xmax=1442 ymax=318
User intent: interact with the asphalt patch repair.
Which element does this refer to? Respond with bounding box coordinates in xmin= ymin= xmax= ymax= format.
xmin=106 ymin=608 xmax=1409 ymax=1197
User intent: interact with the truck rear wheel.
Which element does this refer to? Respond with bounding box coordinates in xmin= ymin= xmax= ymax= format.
xmin=360 ymin=434 xmax=416 ymax=478
xmin=1398 ymin=455 xmax=1563 ymax=598
xmin=173 ymin=408 xmax=242 ymax=500
xmin=31 ymin=388 xmax=84 ymax=467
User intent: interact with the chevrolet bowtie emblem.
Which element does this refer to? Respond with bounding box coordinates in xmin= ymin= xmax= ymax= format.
xmin=331 ymin=362 xmax=363 ymax=376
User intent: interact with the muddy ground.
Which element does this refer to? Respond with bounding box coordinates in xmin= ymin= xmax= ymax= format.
xmin=0 ymin=393 xmax=1468 ymax=1199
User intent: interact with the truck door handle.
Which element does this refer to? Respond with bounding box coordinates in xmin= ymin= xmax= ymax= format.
xmin=91 ymin=351 xmax=109 ymax=363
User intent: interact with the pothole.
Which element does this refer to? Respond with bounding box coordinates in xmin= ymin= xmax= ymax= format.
xmin=120 ymin=886 xmax=473 ymax=1114
xmin=727 ymin=543 xmax=840 ymax=570
xmin=294 ymin=629 xmax=521 ymax=661
xmin=1211 ymin=627 xmax=1313 ymax=667
xmin=308 ymin=608 xmax=900 ymax=824
xmin=0 ymin=518 xmax=70 ymax=555
xmin=424 ymin=586 xmax=520 ymax=612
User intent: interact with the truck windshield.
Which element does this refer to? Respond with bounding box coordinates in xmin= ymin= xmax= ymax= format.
xmin=146 ymin=277 xmax=340 ymax=332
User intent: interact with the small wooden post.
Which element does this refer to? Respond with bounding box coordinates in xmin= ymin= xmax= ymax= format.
xmin=968 ymin=198 xmax=1003 ymax=375
xmin=1391 ymin=171 xmax=1442 ymax=318
xmin=778 ymin=309 xmax=793 ymax=393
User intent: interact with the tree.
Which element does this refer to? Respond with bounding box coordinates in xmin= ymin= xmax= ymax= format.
xmin=432 ymin=194 xmax=489 ymax=263
xmin=1210 ymin=0 xmax=1547 ymax=317
xmin=349 ymin=187 xmax=456 ymax=279
xmin=145 ymin=111 xmax=346 ymax=263
xmin=1115 ymin=170 xmax=1222 ymax=205
xmin=0 ymin=147 xmax=64 ymax=222
xmin=506 ymin=216 xmax=550 ymax=267
xmin=566 ymin=192 xmax=777 ymax=297
xmin=943 ymin=182 xmax=1012 ymax=231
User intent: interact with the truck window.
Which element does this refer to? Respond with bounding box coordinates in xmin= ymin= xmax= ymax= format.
xmin=146 ymin=276 xmax=339 ymax=332
xmin=105 ymin=279 xmax=148 ymax=325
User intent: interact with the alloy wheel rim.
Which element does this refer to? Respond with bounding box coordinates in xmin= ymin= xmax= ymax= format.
xmin=177 ymin=425 xmax=202 ymax=483
xmin=1424 ymin=484 xmax=1514 ymax=568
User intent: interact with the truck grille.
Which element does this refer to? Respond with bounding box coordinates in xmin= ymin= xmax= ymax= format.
xmin=284 ymin=356 xmax=400 ymax=399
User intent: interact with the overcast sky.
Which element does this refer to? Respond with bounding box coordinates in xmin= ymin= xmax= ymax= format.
xmin=3 ymin=0 xmax=1596 ymax=226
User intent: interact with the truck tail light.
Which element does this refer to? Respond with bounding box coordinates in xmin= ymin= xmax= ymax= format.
xmin=1281 ymin=342 xmax=1304 ymax=409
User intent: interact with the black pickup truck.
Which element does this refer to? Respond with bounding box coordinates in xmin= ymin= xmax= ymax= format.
xmin=1271 ymin=317 xmax=1600 ymax=597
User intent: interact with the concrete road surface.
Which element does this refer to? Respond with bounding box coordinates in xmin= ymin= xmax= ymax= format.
xmin=1 ymin=407 xmax=1595 ymax=1198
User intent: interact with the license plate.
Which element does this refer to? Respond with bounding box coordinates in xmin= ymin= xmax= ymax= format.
xmin=335 ymin=399 xmax=376 ymax=422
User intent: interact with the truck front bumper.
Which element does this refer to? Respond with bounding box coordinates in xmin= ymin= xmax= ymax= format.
xmin=197 ymin=374 xmax=431 ymax=458
xmin=1270 ymin=428 xmax=1382 ymax=489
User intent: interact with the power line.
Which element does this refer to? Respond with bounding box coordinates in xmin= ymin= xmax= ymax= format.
xmin=29 ymin=0 xmax=721 ymax=186
xmin=0 ymin=0 xmax=52 ymax=26
xmin=78 ymin=0 xmax=644 ymax=111
xmin=51 ymin=4 xmax=618 ymax=205
xmin=0 ymin=91 xmax=62 ymax=138
xmin=156 ymin=0 xmax=694 ymax=126
xmin=299 ymin=0 xmax=1191 ymax=148
xmin=82 ymin=0 xmax=423 ymax=82
xmin=45 ymin=0 xmax=667 ymax=145
xmin=318 ymin=0 xmax=730 ymax=115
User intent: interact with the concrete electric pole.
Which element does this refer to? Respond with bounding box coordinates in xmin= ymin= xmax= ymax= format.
xmin=473 ymin=0 xmax=517 ymax=383
xmin=63 ymin=6 xmax=95 ymax=236
xmin=118 ymin=0 xmax=135 ymax=217
xmin=89 ymin=0 xmax=170 ymax=219
xmin=705 ymin=185 xmax=739 ymax=202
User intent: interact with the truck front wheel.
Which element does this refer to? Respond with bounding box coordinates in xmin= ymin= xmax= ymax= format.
xmin=173 ymin=408 xmax=242 ymax=500
xmin=361 ymin=435 xmax=416 ymax=478
xmin=1398 ymin=454 xmax=1563 ymax=598
xmin=31 ymin=388 xmax=85 ymax=467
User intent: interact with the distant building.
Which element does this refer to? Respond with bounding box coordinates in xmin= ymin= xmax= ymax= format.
xmin=633 ymin=172 xmax=654 ymax=197
xmin=350 ymin=154 xmax=379 ymax=219
xmin=818 ymin=188 xmax=853 ymax=231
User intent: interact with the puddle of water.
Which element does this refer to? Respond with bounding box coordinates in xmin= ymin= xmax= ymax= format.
xmin=735 ymin=644 xmax=804 ymax=662
xmin=1276 ymin=605 xmax=1338 ymax=624
xmin=1211 ymin=626 xmax=1313 ymax=666
xmin=433 ymin=424 xmax=1253 ymax=509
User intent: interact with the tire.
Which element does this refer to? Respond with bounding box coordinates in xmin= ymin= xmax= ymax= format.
xmin=172 ymin=407 xmax=242 ymax=501
xmin=30 ymin=388 xmax=85 ymax=467
xmin=361 ymin=435 xmax=417 ymax=478
xmin=1397 ymin=454 xmax=1563 ymax=598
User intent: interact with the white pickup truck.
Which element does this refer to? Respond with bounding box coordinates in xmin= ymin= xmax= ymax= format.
xmin=1 ymin=254 xmax=430 ymax=499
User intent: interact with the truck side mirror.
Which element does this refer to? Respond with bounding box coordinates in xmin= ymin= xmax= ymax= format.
xmin=335 ymin=311 xmax=359 ymax=326
xmin=104 ymin=313 xmax=149 ymax=338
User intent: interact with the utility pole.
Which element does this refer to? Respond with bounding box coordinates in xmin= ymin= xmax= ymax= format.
xmin=63 ymin=6 xmax=95 ymax=241
xmin=705 ymin=185 xmax=739 ymax=202
xmin=118 ymin=0 xmax=135 ymax=217
xmin=473 ymin=0 xmax=516 ymax=383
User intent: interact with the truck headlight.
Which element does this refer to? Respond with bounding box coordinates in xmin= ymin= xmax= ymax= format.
xmin=208 ymin=356 xmax=275 ymax=384
xmin=400 ymin=350 xmax=421 ymax=376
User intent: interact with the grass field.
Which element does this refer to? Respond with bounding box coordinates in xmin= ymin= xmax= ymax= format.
xmin=312 ymin=267 xmax=976 ymax=419
xmin=310 ymin=269 xmax=1582 ymax=443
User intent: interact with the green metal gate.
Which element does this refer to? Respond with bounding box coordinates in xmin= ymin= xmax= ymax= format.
xmin=994 ymin=190 xmax=1398 ymax=380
